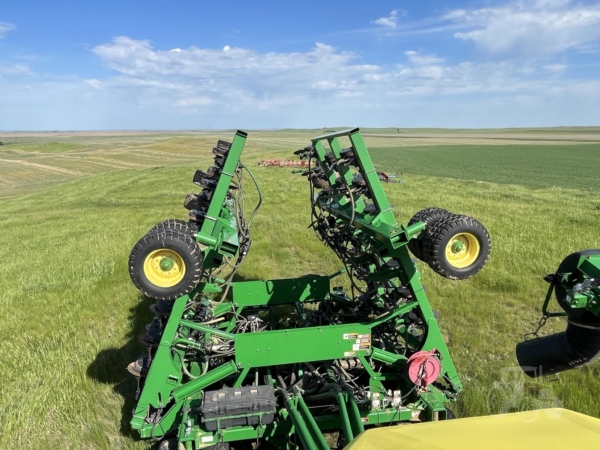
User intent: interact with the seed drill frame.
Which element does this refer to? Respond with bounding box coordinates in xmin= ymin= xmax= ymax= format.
xmin=130 ymin=129 xmax=475 ymax=449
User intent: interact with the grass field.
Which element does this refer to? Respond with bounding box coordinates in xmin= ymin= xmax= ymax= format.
xmin=1 ymin=128 xmax=600 ymax=449
xmin=370 ymin=143 xmax=600 ymax=191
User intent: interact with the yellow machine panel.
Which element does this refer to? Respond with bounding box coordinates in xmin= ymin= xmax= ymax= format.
xmin=346 ymin=409 xmax=600 ymax=450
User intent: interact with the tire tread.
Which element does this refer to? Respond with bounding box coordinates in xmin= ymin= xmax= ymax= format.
xmin=129 ymin=229 xmax=203 ymax=300
xmin=422 ymin=213 xmax=491 ymax=280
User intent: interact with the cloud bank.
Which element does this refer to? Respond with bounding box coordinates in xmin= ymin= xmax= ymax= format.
xmin=1 ymin=1 xmax=599 ymax=129
xmin=448 ymin=0 xmax=600 ymax=55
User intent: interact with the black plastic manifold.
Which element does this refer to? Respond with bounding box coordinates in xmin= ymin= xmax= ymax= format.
xmin=200 ymin=385 xmax=276 ymax=431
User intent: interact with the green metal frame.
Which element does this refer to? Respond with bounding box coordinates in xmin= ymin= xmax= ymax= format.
xmin=196 ymin=130 xmax=248 ymax=265
xmin=130 ymin=129 xmax=464 ymax=449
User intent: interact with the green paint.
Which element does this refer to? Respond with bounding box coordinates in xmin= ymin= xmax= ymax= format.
xmin=131 ymin=129 xmax=465 ymax=449
xmin=451 ymin=241 xmax=464 ymax=253
xmin=160 ymin=257 xmax=174 ymax=271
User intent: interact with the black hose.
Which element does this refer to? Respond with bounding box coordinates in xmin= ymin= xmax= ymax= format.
xmin=303 ymin=392 xmax=338 ymax=404
xmin=516 ymin=318 xmax=600 ymax=377
xmin=277 ymin=375 xmax=288 ymax=390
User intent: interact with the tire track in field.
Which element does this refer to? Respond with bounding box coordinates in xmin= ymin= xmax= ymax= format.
xmin=53 ymin=155 xmax=133 ymax=170
xmin=0 ymin=159 xmax=83 ymax=175
xmin=87 ymin=156 xmax=150 ymax=168
xmin=126 ymin=150 xmax=192 ymax=160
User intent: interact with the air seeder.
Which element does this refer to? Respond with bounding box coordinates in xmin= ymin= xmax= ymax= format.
xmin=127 ymin=129 xmax=491 ymax=449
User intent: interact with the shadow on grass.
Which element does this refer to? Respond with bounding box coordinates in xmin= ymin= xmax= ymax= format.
xmin=87 ymin=294 xmax=155 ymax=440
xmin=85 ymin=275 xmax=259 ymax=445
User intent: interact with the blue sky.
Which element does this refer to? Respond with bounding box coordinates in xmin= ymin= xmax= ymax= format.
xmin=1 ymin=0 xmax=600 ymax=130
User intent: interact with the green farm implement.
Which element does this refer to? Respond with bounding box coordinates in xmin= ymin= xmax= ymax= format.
xmin=127 ymin=128 xmax=492 ymax=449
xmin=517 ymin=250 xmax=600 ymax=378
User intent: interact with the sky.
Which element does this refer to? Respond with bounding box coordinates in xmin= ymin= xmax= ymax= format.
xmin=1 ymin=0 xmax=600 ymax=130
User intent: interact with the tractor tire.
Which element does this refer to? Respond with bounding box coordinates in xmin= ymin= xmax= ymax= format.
xmin=149 ymin=219 xmax=199 ymax=237
xmin=422 ymin=214 xmax=491 ymax=280
xmin=129 ymin=230 xmax=203 ymax=300
xmin=406 ymin=208 xmax=450 ymax=261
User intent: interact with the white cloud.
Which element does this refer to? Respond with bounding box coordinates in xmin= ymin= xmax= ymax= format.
xmin=91 ymin=37 xmax=374 ymax=111
xmin=404 ymin=50 xmax=445 ymax=66
xmin=0 ymin=63 xmax=32 ymax=75
xmin=1 ymin=34 xmax=598 ymax=129
xmin=176 ymin=96 xmax=214 ymax=106
xmin=543 ymin=64 xmax=567 ymax=72
xmin=85 ymin=78 xmax=102 ymax=89
xmin=447 ymin=0 xmax=600 ymax=55
xmin=373 ymin=10 xmax=401 ymax=29
xmin=88 ymin=37 xmax=589 ymax=112
xmin=0 ymin=22 xmax=16 ymax=39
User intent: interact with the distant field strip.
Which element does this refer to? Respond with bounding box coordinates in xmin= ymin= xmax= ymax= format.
xmin=370 ymin=143 xmax=600 ymax=191
xmin=0 ymin=139 xmax=211 ymax=196
xmin=365 ymin=133 xmax=600 ymax=143
xmin=0 ymin=132 xmax=320 ymax=197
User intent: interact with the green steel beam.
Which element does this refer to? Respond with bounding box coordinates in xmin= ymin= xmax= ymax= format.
xmin=235 ymin=324 xmax=373 ymax=367
xmin=231 ymin=276 xmax=330 ymax=307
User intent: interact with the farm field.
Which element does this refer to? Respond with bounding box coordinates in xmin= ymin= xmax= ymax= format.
xmin=0 ymin=128 xmax=600 ymax=449
xmin=369 ymin=143 xmax=600 ymax=191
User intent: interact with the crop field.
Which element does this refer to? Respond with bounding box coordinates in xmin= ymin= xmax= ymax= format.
xmin=370 ymin=144 xmax=600 ymax=191
xmin=1 ymin=128 xmax=600 ymax=449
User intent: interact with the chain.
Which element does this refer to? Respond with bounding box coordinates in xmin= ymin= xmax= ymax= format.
xmin=524 ymin=314 xmax=548 ymax=340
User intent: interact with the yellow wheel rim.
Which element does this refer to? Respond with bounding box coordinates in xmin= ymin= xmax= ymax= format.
xmin=445 ymin=233 xmax=480 ymax=269
xmin=143 ymin=249 xmax=186 ymax=288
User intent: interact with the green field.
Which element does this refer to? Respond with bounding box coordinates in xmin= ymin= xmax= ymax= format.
xmin=1 ymin=128 xmax=600 ymax=449
xmin=370 ymin=144 xmax=600 ymax=190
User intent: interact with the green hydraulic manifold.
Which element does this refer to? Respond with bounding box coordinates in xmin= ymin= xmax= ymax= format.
xmin=128 ymin=128 xmax=492 ymax=450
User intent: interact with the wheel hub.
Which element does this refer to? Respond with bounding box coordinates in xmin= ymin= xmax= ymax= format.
xmin=445 ymin=232 xmax=480 ymax=269
xmin=451 ymin=241 xmax=464 ymax=253
xmin=143 ymin=249 xmax=186 ymax=288
xmin=160 ymin=258 xmax=175 ymax=271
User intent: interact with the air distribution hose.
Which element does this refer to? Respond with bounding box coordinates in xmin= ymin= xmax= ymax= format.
xmin=516 ymin=318 xmax=600 ymax=377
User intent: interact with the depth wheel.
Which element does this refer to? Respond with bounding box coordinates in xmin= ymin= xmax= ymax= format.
xmin=129 ymin=230 xmax=203 ymax=300
xmin=407 ymin=208 xmax=450 ymax=261
xmin=149 ymin=219 xmax=199 ymax=237
xmin=422 ymin=214 xmax=491 ymax=280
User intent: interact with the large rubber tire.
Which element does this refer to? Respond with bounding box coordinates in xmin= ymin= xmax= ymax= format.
xmin=407 ymin=208 xmax=450 ymax=261
xmin=129 ymin=230 xmax=203 ymax=300
xmin=422 ymin=214 xmax=491 ymax=280
xmin=149 ymin=219 xmax=199 ymax=237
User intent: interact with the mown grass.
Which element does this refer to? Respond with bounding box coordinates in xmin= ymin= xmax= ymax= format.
xmin=1 ymin=133 xmax=600 ymax=449
xmin=370 ymin=143 xmax=600 ymax=191
xmin=1 ymin=142 xmax=84 ymax=154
